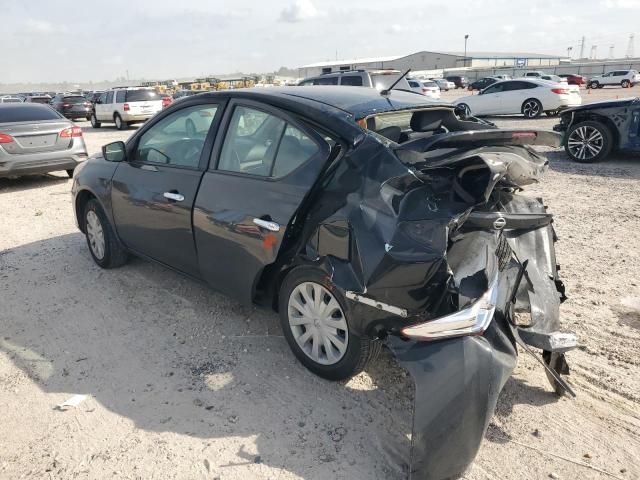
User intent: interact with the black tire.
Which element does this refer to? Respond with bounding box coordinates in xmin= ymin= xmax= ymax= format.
xmin=621 ymin=79 xmax=630 ymax=88
xmin=521 ymin=98 xmax=543 ymax=118
xmin=564 ymin=120 xmax=613 ymax=163
xmin=598 ymin=84 xmax=604 ymax=89
xmin=457 ymin=103 xmax=471 ymax=118
xmin=588 ymin=81 xmax=599 ymax=89
xmin=83 ymin=199 xmax=128 ymax=268
xmin=545 ymin=110 xmax=560 ymax=117
xmin=66 ymin=169 xmax=75 ymax=178
xmin=543 ymin=351 xmax=570 ymax=397
xmin=114 ymin=113 xmax=128 ymax=130
xmin=278 ymin=267 xmax=381 ymax=381
xmin=90 ymin=113 xmax=101 ymax=128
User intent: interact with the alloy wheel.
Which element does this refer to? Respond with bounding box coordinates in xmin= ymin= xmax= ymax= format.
xmin=522 ymin=100 xmax=541 ymax=118
xmin=86 ymin=210 xmax=105 ymax=260
xmin=567 ymin=125 xmax=604 ymax=161
xmin=287 ymin=282 xmax=349 ymax=366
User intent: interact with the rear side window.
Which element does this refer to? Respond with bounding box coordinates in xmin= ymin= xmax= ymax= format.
xmin=0 ymin=104 xmax=61 ymax=123
xmin=341 ymin=75 xmax=363 ymax=86
xmin=408 ymin=81 xmax=420 ymax=88
xmin=106 ymin=91 xmax=114 ymax=103
xmin=126 ymin=90 xmax=160 ymax=102
xmin=313 ymin=77 xmax=338 ymax=85
xmin=218 ymin=106 xmax=320 ymax=178
xmin=116 ymin=91 xmax=126 ymax=103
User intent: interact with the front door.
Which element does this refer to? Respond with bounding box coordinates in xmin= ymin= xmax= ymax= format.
xmin=111 ymin=101 xmax=222 ymax=277
xmin=194 ymin=101 xmax=330 ymax=303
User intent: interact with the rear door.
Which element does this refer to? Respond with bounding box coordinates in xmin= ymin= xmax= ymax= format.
xmin=194 ymin=100 xmax=331 ymax=304
xmin=97 ymin=91 xmax=113 ymax=120
xmin=110 ymin=101 xmax=223 ymax=277
xmin=501 ymin=81 xmax=537 ymax=113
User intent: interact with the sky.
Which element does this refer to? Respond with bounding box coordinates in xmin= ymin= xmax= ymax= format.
xmin=2 ymin=0 xmax=639 ymax=83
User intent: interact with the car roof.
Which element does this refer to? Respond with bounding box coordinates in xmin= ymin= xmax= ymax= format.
xmin=213 ymin=86 xmax=450 ymax=119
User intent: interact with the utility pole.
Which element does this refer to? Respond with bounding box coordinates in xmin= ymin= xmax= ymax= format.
xmin=579 ymin=36 xmax=585 ymax=59
xmin=626 ymin=34 xmax=635 ymax=58
xmin=464 ymin=34 xmax=469 ymax=67
xmin=609 ymin=45 xmax=615 ymax=59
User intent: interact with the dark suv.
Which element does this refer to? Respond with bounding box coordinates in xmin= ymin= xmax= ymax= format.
xmin=50 ymin=94 xmax=92 ymax=120
xmin=446 ymin=75 xmax=468 ymax=89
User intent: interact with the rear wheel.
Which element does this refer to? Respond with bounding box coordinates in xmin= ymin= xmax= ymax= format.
xmin=565 ymin=120 xmax=613 ymax=163
xmin=588 ymin=81 xmax=599 ymax=89
xmin=90 ymin=113 xmax=101 ymax=128
xmin=83 ymin=199 xmax=128 ymax=268
xmin=66 ymin=169 xmax=75 ymax=178
xmin=457 ymin=103 xmax=471 ymax=117
xmin=621 ymin=79 xmax=630 ymax=88
xmin=114 ymin=113 xmax=128 ymax=130
xmin=279 ymin=268 xmax=381 ymax=381
xmin=545 ymin=110 xmax=560 ymax=117
xmin=522 ymin=98 xmax=542 ymax=118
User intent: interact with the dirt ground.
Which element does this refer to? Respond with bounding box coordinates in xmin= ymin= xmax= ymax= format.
xmin=1 ymin=87 xmax=639 ymax=480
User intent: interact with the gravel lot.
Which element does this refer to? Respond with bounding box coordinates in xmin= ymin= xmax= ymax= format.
xmin=1 ymin=87 xmax=639 ymax=479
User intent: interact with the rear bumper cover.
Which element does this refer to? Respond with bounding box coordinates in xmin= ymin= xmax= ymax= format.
xmin=387 ymin=318 xmax=517 ymax=480
xmin=0 ymin=150 xmax=88 ymax=177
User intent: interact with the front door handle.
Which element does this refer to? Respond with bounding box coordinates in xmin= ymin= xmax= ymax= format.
xmin=253 ymin=218 xmax=280 ymax=232
xmin=163 ymin=192 xmax=184 ymax=202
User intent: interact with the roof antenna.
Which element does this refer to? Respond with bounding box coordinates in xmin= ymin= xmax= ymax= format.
xmin=380 ymin=69 xmax=411 ymax=97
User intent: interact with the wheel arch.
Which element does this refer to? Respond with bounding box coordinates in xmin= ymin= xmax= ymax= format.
xmin=74 ymin=188 xmax=112 ymax=234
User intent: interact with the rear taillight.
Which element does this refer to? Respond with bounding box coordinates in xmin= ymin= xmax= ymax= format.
xmin=60 ymin=126 xmax=83 ymax=138
xmin=123 ymin=103 xmax=130 ymax=111
xmin=551 ymin=88 xmax=570 ymax=95
xmin=162 ymin=97 xmax=172 ymax=107
xmin=0 ymin=133 xmax=14 ymax=143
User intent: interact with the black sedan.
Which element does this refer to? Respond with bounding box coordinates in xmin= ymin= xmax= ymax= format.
xmin=72 ymin=87 xmax=575 ymax=480
xmin=554 ymin=97 xmax=640 ymax=162
xmin=468 ymin=76 xmax=499 ymax=91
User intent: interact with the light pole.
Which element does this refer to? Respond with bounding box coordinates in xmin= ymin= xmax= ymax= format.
xmin=464 ymin=34 xmax=469 ymax=67
xmin=567 ymin=46 xmax=573 ymax=59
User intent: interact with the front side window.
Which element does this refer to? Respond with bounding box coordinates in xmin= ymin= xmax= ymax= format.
xmin=135 ymin=104 xmax=218 ymax=168
xmin=218 ymin=106 xmax=320 ymax=178
xmin=483 ymin=83 xmax=506 ymax=94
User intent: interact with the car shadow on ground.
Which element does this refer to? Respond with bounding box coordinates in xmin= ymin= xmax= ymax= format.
xmin=546 ymin=150 xmax=640 ymax=180
xmin=0 ymin=233 xmax=565 ymax=478
xmin=0 ymin=173 xmax=70 ymax=194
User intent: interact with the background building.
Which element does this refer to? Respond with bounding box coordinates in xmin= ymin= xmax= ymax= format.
xmin=298 ymin=51 xmax=566 ymax=78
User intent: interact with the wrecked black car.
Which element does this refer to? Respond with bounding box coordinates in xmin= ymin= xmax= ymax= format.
xmin=72 ymin=87 xmax=576 ymax=480
xmin=554 ymin=96 xmax=640 ymax=162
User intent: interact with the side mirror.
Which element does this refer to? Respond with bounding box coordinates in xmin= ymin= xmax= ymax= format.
xmin=102 ymin=141 xmax=127 ymax=162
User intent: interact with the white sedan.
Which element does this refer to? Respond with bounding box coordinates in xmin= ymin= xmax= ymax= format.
xmin=455 ymin=79 xmax=582 ymax=118
xmin=407 ymin=80 xmax=441 ymax=99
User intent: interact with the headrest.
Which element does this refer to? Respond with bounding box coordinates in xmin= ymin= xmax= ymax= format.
xmin=410 ymin=111 xmax=443 ymax=132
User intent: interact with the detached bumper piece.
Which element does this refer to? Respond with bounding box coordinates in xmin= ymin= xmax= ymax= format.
xmin=387 ymin=319 xmax=517 ymax=480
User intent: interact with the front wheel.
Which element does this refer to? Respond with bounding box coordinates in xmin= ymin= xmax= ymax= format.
xmin=83 ymin=199 xmax=128 ymax=268
xmin=279 ymin=268 xmax=381 ymax=381
xmin=66 ymin=169 xmax=75 ymax=178
xmin=565 ymin=120 xmax=613 ymax=163
xmin=522 ymin=98 xmax=542 ymax=118
xmin=90 ymin=113 xmax=101 ymax=128
xmin=457 ymin=103 xmax=472 ymax=118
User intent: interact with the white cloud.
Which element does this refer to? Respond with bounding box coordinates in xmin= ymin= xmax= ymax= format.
xmin=279 ymin=0 xmax=319 ymax=22
xmin=24 ymin=19 xmax=56 ymax=34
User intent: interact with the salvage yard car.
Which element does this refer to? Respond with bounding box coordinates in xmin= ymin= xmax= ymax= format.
xmin=90 ymin=87 xmax=163 ymax=130
xmin=0 ymin=103 xmax=88 ymax=178
xmin=72 ymin=86 xmax=576 ymax=480
xmin=554 ymin=97 xmax=640 ymax=162
xmin=587 ymin=70 xmax=640 ymax=89
xmin=456 ymin=78 xmax=582 ymax=118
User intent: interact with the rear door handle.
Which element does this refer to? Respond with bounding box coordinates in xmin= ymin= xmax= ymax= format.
xmin=163 ymin=192 xmax=184 ymax=202
xmin=253 ymin=218 xmax=280 ymax=232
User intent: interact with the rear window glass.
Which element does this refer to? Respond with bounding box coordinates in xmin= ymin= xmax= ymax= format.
xmin=64 ymin=96 xmax=87 ymax=104
xmin=341 ymin=75 xmax=363 ymax=86
xmin=0 ymin=104 xmax=61 ymax=123
xmin=125 ymin=90 xmax=160 ymax=102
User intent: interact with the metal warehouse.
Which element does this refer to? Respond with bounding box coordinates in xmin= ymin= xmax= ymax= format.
xmin=298 ymin=51 xmax=566 ymax=78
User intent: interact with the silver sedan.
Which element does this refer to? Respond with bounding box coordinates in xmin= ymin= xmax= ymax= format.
xmin=0 ymin=103 xmax=88 ymax=178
